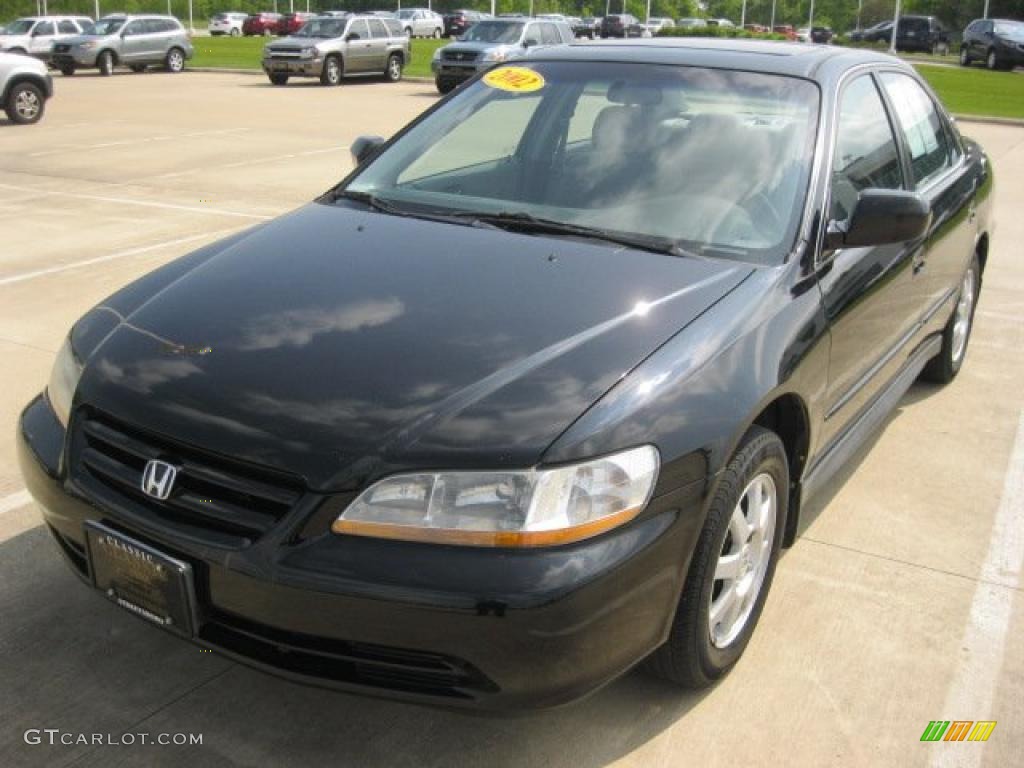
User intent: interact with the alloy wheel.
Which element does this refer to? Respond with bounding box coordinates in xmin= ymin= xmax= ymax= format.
xmin=951 ymin=267 xmax=975 ymax=365
xmin=168 ymin=50 xmax=184 ymax=72
xmin=15 ymin=88 xmax=40 ymax=121
xmin=709 ymin=472 xmax=777 ymax=648
xmin=388 ymin=56 xmax=401 ymax=81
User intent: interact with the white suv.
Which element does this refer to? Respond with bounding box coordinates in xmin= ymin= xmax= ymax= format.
xmin=1 ymin=51 xmax=52 ymax=124
xmin=0 ymin=16 xmax=93 ymax=59
xmin=208 ymin=12 xmax=248 ymax=37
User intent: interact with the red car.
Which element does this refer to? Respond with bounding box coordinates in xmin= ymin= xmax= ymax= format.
xmin=243 ymin=12 xmax=281 ymax=36
xmin=273 ymin=12 xmax=315 ymax=36
xmin=773 ymin=24 xmax=797 ymax=40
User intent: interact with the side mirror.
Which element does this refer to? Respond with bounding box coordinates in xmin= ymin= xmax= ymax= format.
xmin=350 ymin=135 xmax=385 ymax=166
xmin=825 ymin=189 xmax=932 ymax=250
xmin=346 ymin=32 xmax=360 ymax=41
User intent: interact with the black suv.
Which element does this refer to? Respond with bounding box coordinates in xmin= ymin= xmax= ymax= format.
xmin=895 ymin=15 xmax=950 ymax=54
xmin=443 ymin=9 xmax=487 ymax=38
xmin=960 ymin=18 xmax=1024 ymax=70
xmin=600 ymin=14 xmax=642 ymax=38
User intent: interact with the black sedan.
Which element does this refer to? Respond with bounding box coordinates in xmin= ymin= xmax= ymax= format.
xmin=961 ymin=17 xmax=1024 ymax=70
xmin=19 ymin=39 xmax=992 ymax=711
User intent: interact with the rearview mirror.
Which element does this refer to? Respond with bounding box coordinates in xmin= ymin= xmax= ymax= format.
xmin=350 ymin=135 xmax=385 ymax=167
xmin=824 ymin=189 xmax=931 ymax=250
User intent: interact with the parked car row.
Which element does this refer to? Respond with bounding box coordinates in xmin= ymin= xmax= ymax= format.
xmin=847 ymin=16 xmax=950 ymax=54
xmin=960 ymin=17 xmax=1024 ymax=70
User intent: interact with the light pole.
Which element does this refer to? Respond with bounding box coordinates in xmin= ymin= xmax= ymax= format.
xmin=95 ymin=0 xmax=100 ymax=21
xmin=645 ymin=0 xmax=651 ymax=24
xmin=740 ymin=0 xmax=746 ymax=28
xmin=890 ymin=0 xmax=901 ymax=53
xmin=807 ymin=0 xmax=814 ymax=32
xmin=856 ymin=0 xmax=862 ymax=30
xmin=983 ymin=0 xmax=990 ymax=18
xmin=770 ymin=0 xmax=776 ymax=32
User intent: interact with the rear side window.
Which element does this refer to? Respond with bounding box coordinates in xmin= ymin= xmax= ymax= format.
xmin=540 ymin=23 xmax=559 ymax=44
xmin=385 ymin=19 xmax=403 ymax=36
xmin=369 ymin=19 xmax=388 ymax=39
xmin=58 ymin=20 xmax=78 ymax=33
xmin=879 ymin=72 xmax=952 ymax=187
xmin=831 ymin=74 xmax=904 ymax=221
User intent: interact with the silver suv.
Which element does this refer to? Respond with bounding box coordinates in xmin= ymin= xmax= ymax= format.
xmin=431 ymin=18 xmax=574 ymax=93
xmin=1 ymin=51 xmax=53 ymax=124
xmin=50 ymin=15 xmax=193 ymax=77
xmin=0 ymin=16 xmax=94 ymax=59
xmin=262 ymin=15 xmax=410 ymax=86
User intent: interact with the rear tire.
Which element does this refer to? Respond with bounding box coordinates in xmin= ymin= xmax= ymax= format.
xmin=320 ymin=54 xmax=342 ymax=86
xmin=98 ymin=50 xmax=114 ymax=76
xmin=960 ymin=46 xmax=971 ymax=66
xmin=384 ymin=53 xmax=403 ymax=83
xmin=5 ymin=81 xmax=46 ymax=125
xmin=165 ymin=47 xmax=185 ymax=73
xmin=268 ymin=73 xmax=289 ymax=86
xmin=921 ymin=254 xmax=980 ymax=384
xmin=644 ymin=426 xmax=788 ymax=688
xmin=59 ymin=65 xmax=75 ymax=76
xmin=435 ymin=77 xmax=456 ymax=94
xmin=230 ymin=28 xmax=241 ymax=37
xmin=404 ymin=26 xmax=413 ymax=37
xmin=433 ymin=27 xmax=442 ymax=39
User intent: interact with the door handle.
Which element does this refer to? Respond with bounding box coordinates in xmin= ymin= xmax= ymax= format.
xmin=913 ymin=259 xmax=927 ymax=275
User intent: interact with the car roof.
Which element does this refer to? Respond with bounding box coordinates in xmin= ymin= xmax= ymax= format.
xmin=536 ymin=38 xmax=909 ymax=79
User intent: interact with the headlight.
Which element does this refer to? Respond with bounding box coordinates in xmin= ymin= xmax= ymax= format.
xmin=47 ymin=337 xmax=83 ymax=428
xmin=481 ymin=49 xmax=509 ymax=63
xmin=333 ymin=445 xmax=659 ymax=547
xmin=432 ymin=47 xmax=441 ymax=61
xmin=300 ymin=47 xmax=315 ymax=59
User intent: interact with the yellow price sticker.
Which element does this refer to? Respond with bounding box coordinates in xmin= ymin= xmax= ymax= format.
xmin=482 ymin=67 xmax=546 ymax=93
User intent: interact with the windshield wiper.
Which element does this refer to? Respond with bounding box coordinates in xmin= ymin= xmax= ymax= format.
xmin=331 ymin=189 xmax=503 ymax=230
xmin=453 ymin=211 xmax=693 ymax=257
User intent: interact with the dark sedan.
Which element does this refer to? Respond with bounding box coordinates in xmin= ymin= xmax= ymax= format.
xmin=961 ymin=17 xmax=1024 ymax=70
xmin=19 ymin=40 xmax=992 ymax=711
xmin=443 ymin=9 xmax=487 ymax=37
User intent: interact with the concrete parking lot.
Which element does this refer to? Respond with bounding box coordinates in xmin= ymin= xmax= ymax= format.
xmin=1 ymin=72 xmax=1022 ymax=768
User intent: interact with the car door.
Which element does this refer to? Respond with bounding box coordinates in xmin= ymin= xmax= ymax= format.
xmin=878 ymin=71 xmax=975 ymax=325
xmin=345 ymin=19 xmax=373 ymax=72
xmin=28 ymin=20 xmax=56 ymax=56
xmin=972 ymin=20 xmax=993 ymax=58
xmin=817 ymin=72 xmax=925 ymax=446
xmin=119 ymin=20 xmax=147 ymax=62
xmin=366 ymin=18 xmax=390 ymax=72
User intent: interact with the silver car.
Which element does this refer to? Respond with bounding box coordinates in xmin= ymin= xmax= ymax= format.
xmin=50 ymin=15 xmax=193 ymax=77
xmin=0 ymin=50 xmax=53 ymax=124
xmin=262 ymin=15 xmax=411 ymax=87
xmin=396 ymin=8 xmax=444 ymax=38
xmin=0 ymin=16 xmax=93 ymax=59
xmin=431 ymin=17 xmax=573 ymax=93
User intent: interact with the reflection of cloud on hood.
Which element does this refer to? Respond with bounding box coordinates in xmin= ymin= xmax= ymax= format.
xmin=239 ymin=298 xmax=404 ymax=351
xmin=95 ymin=357 xmax=202 ymax=394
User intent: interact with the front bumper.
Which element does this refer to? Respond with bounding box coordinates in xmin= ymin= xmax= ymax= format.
xmin=17 ymin=394 xmax=707 ymax=711
xmin=263 ymin=57 xmax=323 ymax=77
xmin=51 ymin=49 xmax=100 ymax=67
xmin=431 ymin=59 xmax=489 ymax=81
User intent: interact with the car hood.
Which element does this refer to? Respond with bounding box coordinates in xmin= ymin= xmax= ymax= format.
xmin=266 ymin=35 xmax=328 ymax=47
xmin=442 ymin=41 xmax=519 ymax=53
xmin=76 ymin=203 xmax=751 ymax=491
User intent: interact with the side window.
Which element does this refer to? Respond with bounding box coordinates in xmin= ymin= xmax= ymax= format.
xmin=144 ymin=20 xmax=163 ymax=34
xmin=831 ymin=74 xmax=904 ymax=221
xmin=369 ymin=19 xmax=388 ymax=39
xmin=879 ymin=72 xmax=952 ymax=187
xmin=524 ymin=24 xmax=541 ymax=45
xmin=123 ymin=21 xmax=143 ymax=36
xmin=35 ymin=21 xmax=55 ymax=36
xmin=348 ymin=19 xmax=370 ymax=40
xmin=385 ymin=19 xmax=403 ymax=37
xmin=58 ymin=20 xmax=78 ymax=34
xmin=541 ymin=23 xmax=559 ymax=45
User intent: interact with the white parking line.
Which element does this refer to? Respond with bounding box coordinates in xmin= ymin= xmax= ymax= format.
xmin=0 ymin=490 xmax=32 ymax=517
xmin=154 ymin=146 xmax=348 ymax=179
xmin=0 ymin=182 xmax=273 ymax=221
xmin=932 ymin=410 xmax=1024 ymax=766
xmin=0 ymin=228 xmax=242 ymax=287
xmin=27 ymin=128 xmax=250 ymax=157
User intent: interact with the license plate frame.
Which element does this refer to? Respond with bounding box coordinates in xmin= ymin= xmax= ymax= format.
xmin=85 ymin=521 xmax=197 ymax=638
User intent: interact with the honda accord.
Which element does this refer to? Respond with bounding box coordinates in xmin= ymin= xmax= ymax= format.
xmin=18 ymin=39 xmax=993 ymax=710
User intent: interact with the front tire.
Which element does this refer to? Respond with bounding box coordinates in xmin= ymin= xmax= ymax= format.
xmin=922 ymin=255 xmax=980 ymax=384
xmin=384 ymin=53 xmax=403 ymax=82
xmin=987 ymin=49 xmax=999 ymax=70
xmin=433 ymin=27 xmax=442 ymax=39
xmin=960 ymin=46 xmax=971 ymax=66
xmin=645 ymin=426 xmax=788 ymax=688
xmin=5 ymin=81 xmax=45 ymax=125
xmin=97 ymin=50 xmax=114 ymax=76
xmin=268 ymin=73 xmax=289 ymax=86
xmin=165 ymin=47 xmax=185 ymax=73
xmin=435 ymin=77 xmax=456 ymax=94
xmin=59 ymin=64 xmax=75 ymax=76
xmin=230 ymin=28 xmax=241 ymax=37
xmin=320 ymin=54 xmax=342 ymax=86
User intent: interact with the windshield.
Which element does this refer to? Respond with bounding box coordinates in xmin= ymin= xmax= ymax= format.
xmin=397 ymin=10 xmax=415 ymax=19
xmin=340 ymin=62 xmax=819 ymax=264
xmin=4 ymin=19 xmax=35 ymax=35
xmin=995 ymin=21 xmax=1024 ymax=36
xmin=91 ymin=18 xmax=125 ymax=35
xmin=294 ymin=18 xmax=346 ymax=38
xmin=462 ymin=20 xmax=524 ymax=42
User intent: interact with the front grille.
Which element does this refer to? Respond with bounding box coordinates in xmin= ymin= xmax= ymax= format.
xmin=73 ymin=411 xmax=302 ymax=543
xmin=267 ymin=47 xmax=303 ymax=58
xmin=442 ymin=49 xmax=479 ymax=62
xmin=200 ymin=611 xmax=497 ymax=699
